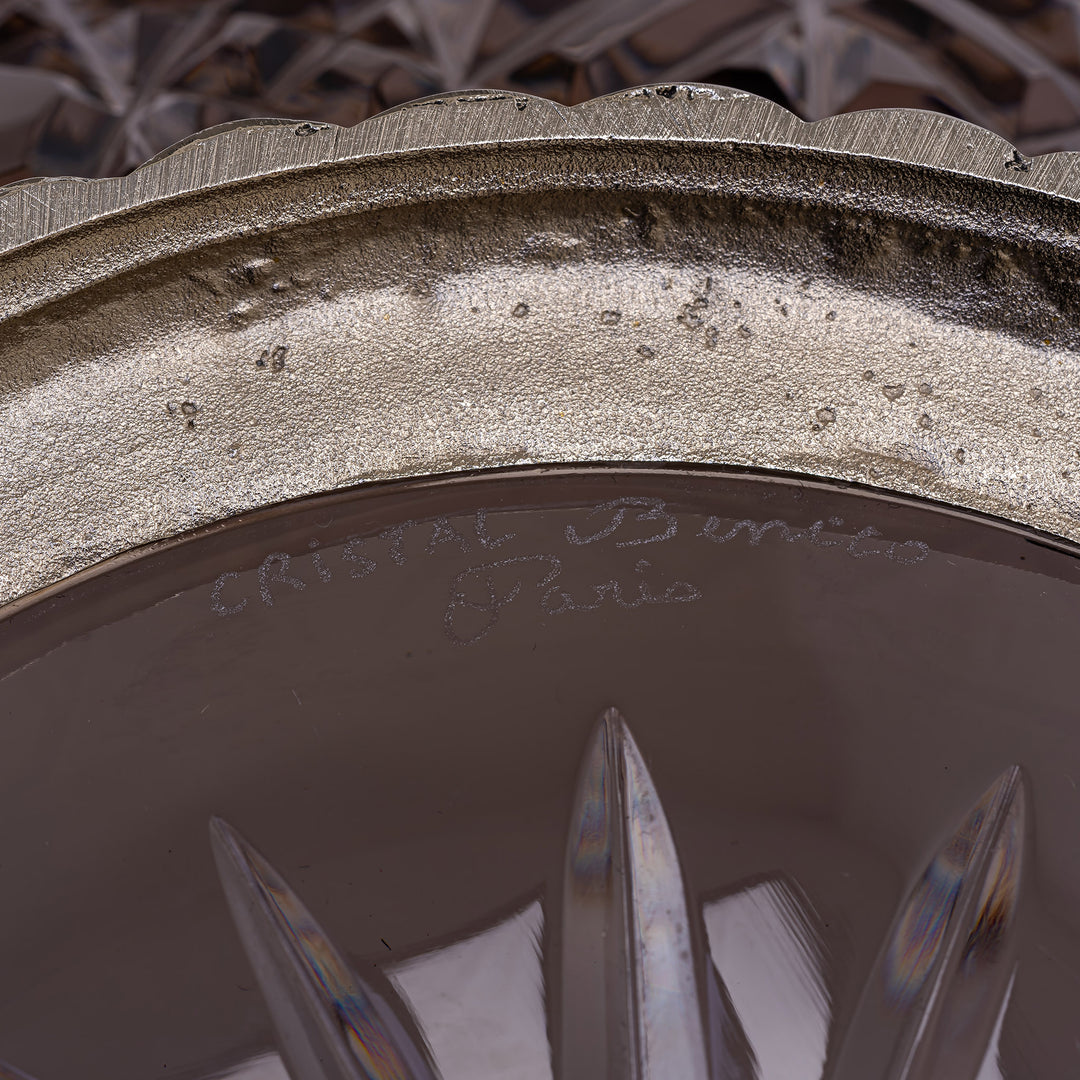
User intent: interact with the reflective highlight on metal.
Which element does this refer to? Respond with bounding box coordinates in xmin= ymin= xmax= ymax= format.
xmin=8 ymin=86 xmax=1080 ymax=608
xmin=3 ymin=61 xmax=1080 ymax=1076
xmin=211 ymin=818 xmax=438 ymax=1080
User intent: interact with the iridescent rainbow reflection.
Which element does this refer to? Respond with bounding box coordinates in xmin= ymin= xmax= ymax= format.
xmin=885 ymin=768 xmax=1023 ymax=1009
xmin=834 ymin=767 xmax=1024 ymax=1080
xmin=195 ymin=715 xmax=1024 ymax=1080
xmin=210 ymin=818 xmax=438 ymax=1080
xmin=560 ymin=710 xmax=711 ymax=1080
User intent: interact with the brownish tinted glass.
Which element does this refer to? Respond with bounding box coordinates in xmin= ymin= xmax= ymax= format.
xmin=0 ymin=466 xmax=1076 ymax=1079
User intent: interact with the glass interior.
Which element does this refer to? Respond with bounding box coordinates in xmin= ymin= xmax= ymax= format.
xmin=1 ymin=466 xmax=1077 ymax=1080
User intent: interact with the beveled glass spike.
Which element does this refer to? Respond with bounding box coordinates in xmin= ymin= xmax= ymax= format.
xmin=834 ymin=767 xmax=1025 ymax=1080
xmin=210 ymin=818 xmax=439 ymax=1080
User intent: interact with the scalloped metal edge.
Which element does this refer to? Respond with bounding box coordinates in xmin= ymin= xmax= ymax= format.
xmin=2 ymin=82 xmax=1079 ymax=256
xmin=4 ymin=82 xmax=1080 ymax=610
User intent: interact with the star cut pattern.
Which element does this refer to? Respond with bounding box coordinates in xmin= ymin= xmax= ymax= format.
xmin=0 ymin=0 xmax=1079 ymax=184
xmin=196 ymin=708 xmax=1022 ymax=1080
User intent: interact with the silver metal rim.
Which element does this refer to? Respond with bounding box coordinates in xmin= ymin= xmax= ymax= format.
xmin=2 ymin=82 xmax=1079 ymax=607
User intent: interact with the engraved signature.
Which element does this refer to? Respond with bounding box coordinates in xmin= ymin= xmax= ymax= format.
xmin=444 ymin=554 xmax=561 ymax=645
xmin=565 ymin=497 xmax=677 ymax=547
xmin=209 ymin=498 xmax=929 ymax=645
xmin=699 ymin=514 xmax=930 ymax=564
xmin=443 ymin=554 xmax=700 ymax=645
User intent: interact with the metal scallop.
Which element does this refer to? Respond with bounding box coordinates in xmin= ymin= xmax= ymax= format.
xmin=2 ymin=85 xmax=1080 ymax=608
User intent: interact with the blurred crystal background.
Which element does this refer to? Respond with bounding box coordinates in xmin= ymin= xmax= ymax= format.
xmin=0 ymin=0 xmax=1078 ymax=182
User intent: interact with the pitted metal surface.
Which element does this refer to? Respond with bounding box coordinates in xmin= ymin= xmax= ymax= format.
xmin=3 ymin=84 xmax=1080 ymax=605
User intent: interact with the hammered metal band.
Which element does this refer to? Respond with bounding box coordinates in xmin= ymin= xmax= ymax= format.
xmin=2 ymin=84 xmax=1079 ymax=605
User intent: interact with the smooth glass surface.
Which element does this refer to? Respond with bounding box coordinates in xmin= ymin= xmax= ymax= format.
xmin=0 ymin=466 xmax=1078 ymax=1079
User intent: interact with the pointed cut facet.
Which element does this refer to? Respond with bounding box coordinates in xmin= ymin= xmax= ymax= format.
xmin=704 ymin=877 xmax=829 ymax=1080
xmin=0 ymin=1061 xmax=39 ymax=1080
xmin=835 ymin=766 xmax=1025 ymax=1080
xmin=703 ymin=960 xmax=759 ymax=1080
xmin=413 ymin=0 xmax=498 ymax=86
xmin=210 ymin=818 xmax=438 ymax=1080
xmin=386 ymin=901 xmax=552 ymax=1080
xmin=560 ymin=709 xmax=709 ymax=1080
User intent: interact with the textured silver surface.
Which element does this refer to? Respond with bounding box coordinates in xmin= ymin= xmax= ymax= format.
xmin=4 ymin=83 xmax=1080 ymax=605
